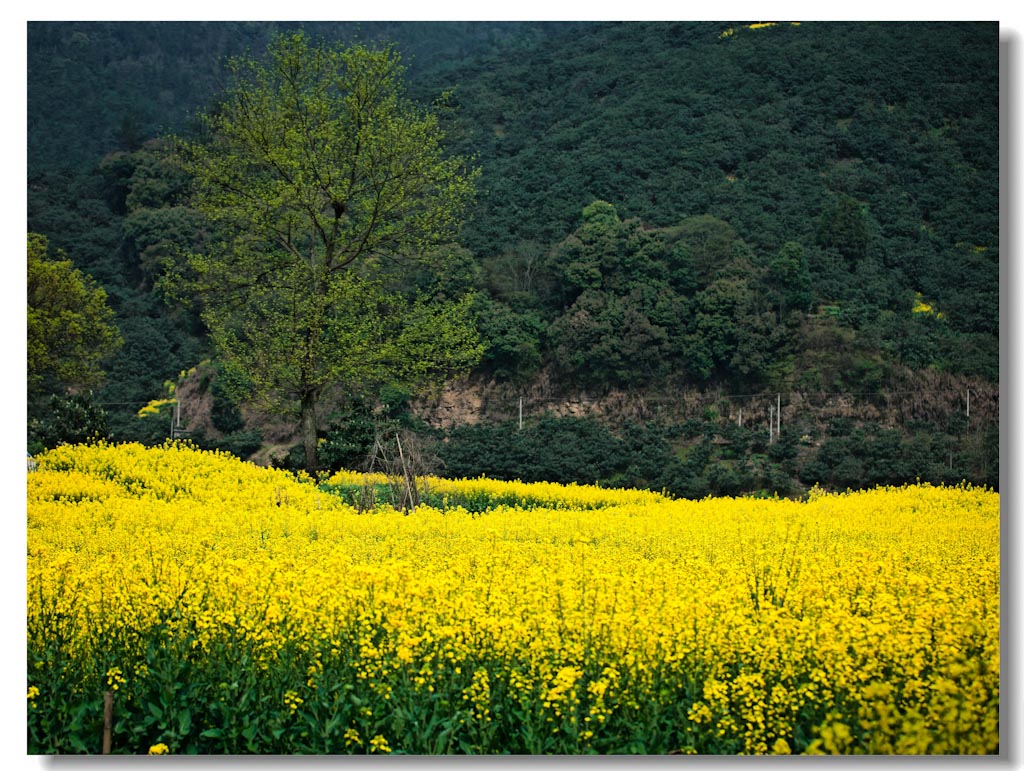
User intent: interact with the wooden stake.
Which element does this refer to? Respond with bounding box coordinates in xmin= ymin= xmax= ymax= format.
xmin=103 ymin=690 xmax=113 ymax=754
xmin=395 ymin=432 xmax=415 ymax=512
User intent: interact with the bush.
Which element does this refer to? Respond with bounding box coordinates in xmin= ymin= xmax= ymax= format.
xmin=318 ymin=400 xmax=379 ymax=472
xmin=209 ymin=379 xmax=245 ymax=434
xmin=27 ymin=394 xmax=110 ymax=453
xmin=439 ymin=416 xmax=625 ymax=485
xmin=212 ymin=430 xmax=263 ymax=460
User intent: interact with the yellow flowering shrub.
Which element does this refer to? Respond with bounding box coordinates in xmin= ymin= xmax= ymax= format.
xmin=911 ymin=292 xmax=945 ymax=319
xmin=136 ymin=398 xmax=176 ymax=418
xmin=27 ymin=443 xmax=999 ymax=754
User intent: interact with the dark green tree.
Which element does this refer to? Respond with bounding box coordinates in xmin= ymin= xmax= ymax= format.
xmin=546 ymin=202 xmax=684 ymax=387
xmin=662 ymin=214 xmax=739 ymax=286
xmin=816 ymin=193 xmax=870 ymax=267
xmin=473 ymin=296 xmax=546 ymax=382
xmin=765 ymin=241 xmax=814 ymax=319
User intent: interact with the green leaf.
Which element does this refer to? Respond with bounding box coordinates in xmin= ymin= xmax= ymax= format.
xmin=68 ymin=734 xmax=89 ymax=754
xmin=178 ymin=708 xmax=192 ymax=736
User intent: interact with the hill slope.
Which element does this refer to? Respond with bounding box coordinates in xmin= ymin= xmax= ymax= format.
xmin=26 ymin=21 xmax=1000 ymax=494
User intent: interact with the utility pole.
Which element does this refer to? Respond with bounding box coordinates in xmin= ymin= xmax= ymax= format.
xmin=769 ymin=404 xmax=774 ymax=444
xmin=170 ymin=400 xmax=188 ymax=440
xmin=518 ymin=397 xmax=523 ymax=431
xmin=777 ymin=393 xmax=782 ymax=440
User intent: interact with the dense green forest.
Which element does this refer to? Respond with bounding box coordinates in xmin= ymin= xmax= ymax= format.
xmin=26 ymin=21 xmax=999 ymax=495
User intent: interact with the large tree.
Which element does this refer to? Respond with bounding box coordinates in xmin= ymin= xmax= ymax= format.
xmin=173 ymin=32 xmax=481 ymax=473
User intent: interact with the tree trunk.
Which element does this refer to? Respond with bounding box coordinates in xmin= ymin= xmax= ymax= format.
xmin=300 ymin=390 xmax=319 ymax=476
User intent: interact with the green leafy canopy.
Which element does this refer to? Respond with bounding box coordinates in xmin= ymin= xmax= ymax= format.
xmin=27 ymin=233 xmax=123 ymax=395
xmin=169 ymin=31 xmax=482 ymax=472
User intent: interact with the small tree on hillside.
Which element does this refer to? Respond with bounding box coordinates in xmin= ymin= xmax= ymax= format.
xmin=27 ymin=233 xmax=122 ymax=396
xmin=170 ymin=32 xmax=482 ymax=474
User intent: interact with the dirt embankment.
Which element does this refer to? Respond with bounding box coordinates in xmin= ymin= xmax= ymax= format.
xmin=413 ymin=365 xmax=996 ymax=434
xmin=173 ymin=362 xmax=997 ymax=466
xmin=171 ymin=363 xmax=299 ymax=465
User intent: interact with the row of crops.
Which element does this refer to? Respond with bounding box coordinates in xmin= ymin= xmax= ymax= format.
xmin=27 ymin=442 xmax=999 ymax=754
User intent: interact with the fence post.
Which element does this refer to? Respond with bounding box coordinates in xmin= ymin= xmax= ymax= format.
xmin=103 ymin=690 xmax=113 ymax=754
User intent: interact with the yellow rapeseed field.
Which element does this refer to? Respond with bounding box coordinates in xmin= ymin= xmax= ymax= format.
xmin=27 ymin=442 xmax=999 ymax=754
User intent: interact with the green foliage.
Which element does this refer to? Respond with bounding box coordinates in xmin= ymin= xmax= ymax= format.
xmin=27 ymin=21 xmax=571 ymax=174
xmin=471 ymin=296 xmax=546 ymax=382
xmin=25 ymin=21 xmax=999 ymax=480
xmin=479 ymin=241 xmax=555 ymax=310
xmin=545 ymin=204 xmax=687 ymax=387
xmin=27 ymin=234 xmax=123 ymax=396
xmin=816 ymin=193 xmax=871 ymax=266
xmin=765 ymin=241 xmax=813 ymax=318
xmin=432 ymin=407 xmax=996 ymax=499
xmin=29 ymin=140 xmax=212 ymax=449
xmin=439 ymin=416 xmax=625 ymax=485
xmin=800 ymin=420 xmax=970 ymax=490
xmin=209 ymin=430 xmax=265 ymax=460
xmin=178 ymin=32 xmax=478 ymax=267
xmin=442 ymin=21 xmax=996 ymax=384
xmin=99 ymin=140 xmax=202 ymax=287
xmin=791 ymin=314 xmax=894 ymax=393
xmin=25 ymin=601 xmax=768 ymax=754
xmin=171 ymin=31 xmax=482 ymax=472
xmin=663 ymin=214 xmax=739 ymax=287
xmin=550 ymin=290 xmax=665 ymax=387
xmin=317 ymin=399 xmax=379 ymax=471
xmin=542 ymin=203 xmax=800 ymax=391
xmin=209 ymin=376 xmax=245 ymax=435
xmin=27 ymin=394 xmax=110 ymax=454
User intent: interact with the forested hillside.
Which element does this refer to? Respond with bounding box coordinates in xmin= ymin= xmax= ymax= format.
xmin=26 ymin=21 xmax=999 ymax=495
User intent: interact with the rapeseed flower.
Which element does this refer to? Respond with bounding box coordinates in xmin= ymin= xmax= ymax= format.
xmin=369 ymin=735 xmax=391 ymax=753
xmin=27 ymin=444 xmax=999 ymax=755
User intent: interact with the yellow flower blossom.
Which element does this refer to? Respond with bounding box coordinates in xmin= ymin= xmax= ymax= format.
xmin=106 ymin=667 xmax=126 ymax=691
xmin=136 ymin=398 xmax=176 ymax=418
